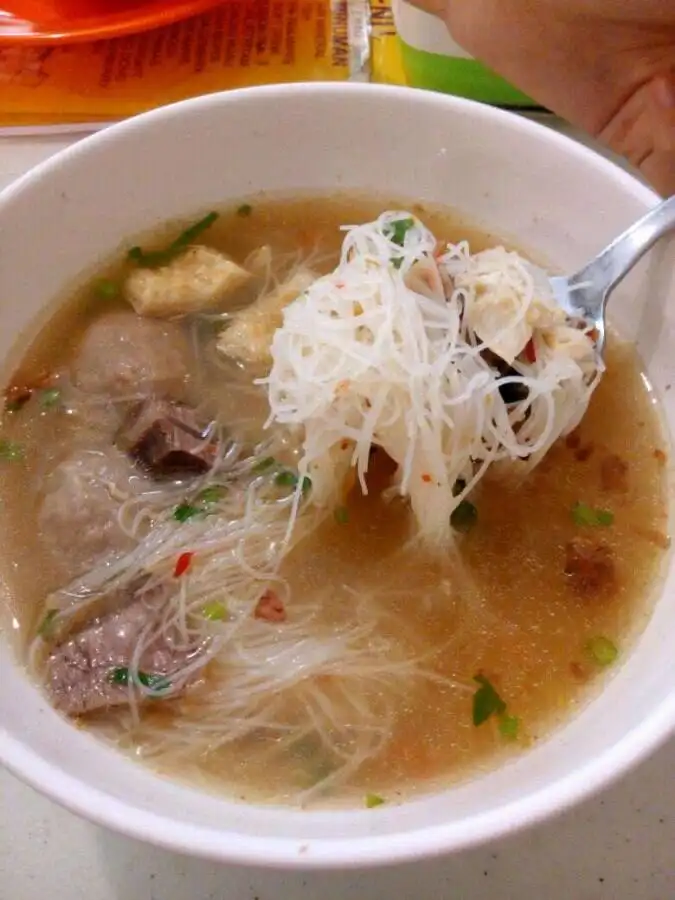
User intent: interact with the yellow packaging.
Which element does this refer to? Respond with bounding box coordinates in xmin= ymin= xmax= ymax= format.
xmin=0 ymin=0 xmax=405 ymax=129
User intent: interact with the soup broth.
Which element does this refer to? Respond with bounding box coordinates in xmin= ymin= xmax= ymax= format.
xmin=0 ymin=194 xmax=669 ymax=806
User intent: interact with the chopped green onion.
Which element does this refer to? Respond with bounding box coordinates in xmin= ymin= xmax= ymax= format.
xmin=0 ymin=440 xmax=24 ymax=461
xmin=586 ymin=635 xmax=618 ymax=667
xmin=365 ymin=793 xmax=385 ymax=808
xmin=39 ymin=388 xmax=61 ymax=409
xmin=128 ymin=211 xmax=219 ymax=268
xmin=498 ymin=714 xmax=520 ymax=740
xmin=572 ymin=501 xmax=614 ymax=527
xmin=451 ymin=500 xmax=478 ymax=533
xmin=196 ymin=485 xmax=225 ymax=504
xmin=93 ymin=279 xmax=119 ymax=299
xmin=237 ymin=203 xmax=253 ymax=217
xmin=202 ymin=601 xmax=227 ymax=621
xmin=334 ymin=506 xmax=350 ymax=524
xmin=275 ymin=469 xmax=297 ymax=487
xmin=173 ymin=503 xmax=200 ymax=523
xmin=385 ymin=217 xmax=415 ymax=247
xmin=252 ymin=456 xmax=276 ymax=473
xmin=109 ymin=667 xmax=170 ymax=691
xmin=472 ymin=674 xmax=507 ymax=726
xmin=274 ymin=469 xmax=311 ymax=494
xmin=38 ymin=609 xmax=58 ymax=637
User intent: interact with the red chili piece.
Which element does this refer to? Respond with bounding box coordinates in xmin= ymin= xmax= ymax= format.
xmin=174 ymin=551 xmax=194 ymax=578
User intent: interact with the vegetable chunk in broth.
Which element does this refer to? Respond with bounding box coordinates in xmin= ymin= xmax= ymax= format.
xmin=0 ymin=194 xmax=668 ymax=808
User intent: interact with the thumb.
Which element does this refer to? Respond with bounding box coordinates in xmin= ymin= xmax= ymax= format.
xmin=598 ymin=75 xmax=675 ymax=198
xmin=652 ymin=75 xmax=675 ymax=151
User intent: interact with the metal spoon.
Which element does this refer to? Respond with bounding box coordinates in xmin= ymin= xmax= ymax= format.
xmin=550 ymin=194 xmax=675 ymax=355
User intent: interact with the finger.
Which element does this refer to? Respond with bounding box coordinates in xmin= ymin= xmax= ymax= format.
xmin=640 ymin=151 xmax=675 ymax=197
xmin=652 ymin=75 xmax=675 ymax=151
xmin=644 ymin=76 xmax=675 ymax=195
xmin=598 ymin=78 xmax=675 ymax=196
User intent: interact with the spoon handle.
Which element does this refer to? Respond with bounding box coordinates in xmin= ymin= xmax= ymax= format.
xmin=572 ymin=194 xmax=675 ymax=296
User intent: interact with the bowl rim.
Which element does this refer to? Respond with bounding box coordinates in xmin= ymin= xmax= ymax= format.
xmin=1 ymin=81 xmax=671 ymax=870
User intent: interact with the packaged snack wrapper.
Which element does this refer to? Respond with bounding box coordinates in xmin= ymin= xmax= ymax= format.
xmin=0 ymin=0 xmax=405 ymax=131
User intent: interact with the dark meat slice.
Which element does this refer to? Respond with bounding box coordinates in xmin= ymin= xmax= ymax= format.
xmin=481 ymin=348 xmax=529 ymax=405
xmin=600 ymin=453 xmax=629 ymax=493
xmin=116 ymin=397 xmax=217 ymax=478
xmin=564 ymin=537 xmax=616 ymax=595
xmin=46 ymin=580 xmax=196 ymax=716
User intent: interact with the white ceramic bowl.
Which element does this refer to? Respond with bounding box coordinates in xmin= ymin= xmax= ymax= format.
xmin=1 ymin=84 xmax=675 ymax=870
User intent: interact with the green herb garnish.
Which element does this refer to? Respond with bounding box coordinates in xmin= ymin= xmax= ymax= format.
xmin=109 ymin=667 xmax=170 ymax=691
xmin=572 ymin=502 xmax=614 ymax=527
xmin=93 ymin=279 xmax=119 ymax=299
xmin=275 ymin=469 xmax=298 ymax=488
xmin=39 ymin=388 xmax=61 ymax=409
xmin=472 ymin=674 xmax=507 ymax=726
xmin=385 ymin=216 xmax=415 ymax=247
xmin=237 ymin=203 xmax=253 ymax=217
xmin=252 ymin=456 xmax=276 ymax=473
xmin=38 ymin=609 xmax=58 ymax=637
xmin=202 ymin=601 xmax=227 ymax=621
xmin=334 ymin=506 xmax=349 ymax=524
xmin=0 ymin=440 xmax=24 ymax=461
xmin=196 ymin=485 xmax=225 ymax=505
xmin=127 ymin=211 xmax=219 ymax=268
xmin=586 ymin=635 xmax=618 ymax=667
xmin=451 ymin=500 xmax=478 ymax=533
xmin=365 ymin=793 xmax=385 ymax=809
xmin=498 ymin=714 xmax=520 ymax=740
xmin=274 ymin=470 xmax=311 ymax=493
xmin=173 ymin=503 xmax=200 ymax=523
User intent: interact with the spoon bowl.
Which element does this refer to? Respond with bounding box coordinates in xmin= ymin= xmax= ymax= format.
xmin=550 ymin=194 xmax=675 ymax=356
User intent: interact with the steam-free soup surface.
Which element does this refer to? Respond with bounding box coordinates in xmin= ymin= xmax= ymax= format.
xmin=0 ymin=195 xmax=669 ymax=806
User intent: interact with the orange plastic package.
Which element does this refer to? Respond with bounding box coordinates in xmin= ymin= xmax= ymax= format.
xmin=0 ymin=0 xmax=405 ymax=130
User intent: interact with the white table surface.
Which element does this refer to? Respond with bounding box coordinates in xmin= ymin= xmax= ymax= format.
xmin=1 ymin=124 xmax=674 ymax=900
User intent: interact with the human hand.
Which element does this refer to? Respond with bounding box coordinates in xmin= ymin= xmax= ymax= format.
xmin=405 ymin=0 xmax=675 ymax=195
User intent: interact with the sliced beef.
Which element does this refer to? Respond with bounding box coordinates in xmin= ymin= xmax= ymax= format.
xmin=600 ymin=453 xmax=629 ymax=493
xmin=116 ymin=397 xmax=217 ymax=478
xmin=46 ymin=580 xmax=195 ymax=716
xmin=564 ymin=537 xmax=616 ymax=595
